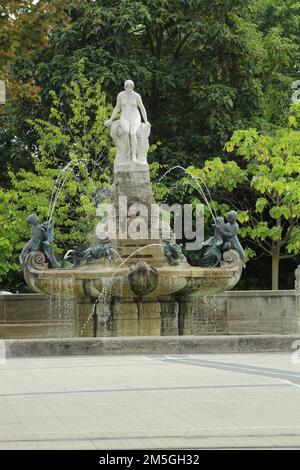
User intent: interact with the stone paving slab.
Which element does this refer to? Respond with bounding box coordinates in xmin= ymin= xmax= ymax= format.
xmin=0 ymin=353 xmax=300 ymax=449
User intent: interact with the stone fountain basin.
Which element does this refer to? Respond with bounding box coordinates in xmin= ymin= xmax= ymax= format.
xmin=24 ymin=251 xmax=242 ymax=299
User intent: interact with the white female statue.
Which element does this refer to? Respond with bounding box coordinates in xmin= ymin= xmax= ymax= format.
xmin=105 ymin=80 xmax=150 ymax=163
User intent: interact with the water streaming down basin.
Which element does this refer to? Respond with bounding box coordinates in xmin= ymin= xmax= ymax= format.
xmin=47 ymin=277 xmax=76 ymax=337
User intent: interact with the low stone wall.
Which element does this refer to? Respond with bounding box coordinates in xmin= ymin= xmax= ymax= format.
xmin=0 ymin=294 xmax=75 ymax=339
xmin=179 ymin=290 xmax=300 ymax=336
xmin=3 ymin=335 xmax=300 ymax=357
xmin=0 ymin=289 xmax=299 ymax=339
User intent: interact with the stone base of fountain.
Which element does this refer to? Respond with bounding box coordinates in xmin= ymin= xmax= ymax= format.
xmin=22 ymin=246 xmax=241 ymax=337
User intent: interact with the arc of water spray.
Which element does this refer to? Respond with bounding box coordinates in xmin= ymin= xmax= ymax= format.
xmin=47 ymin=148 xmax=110 ymax=224
xmin=110 ymin=243 xmax=164 ymax=281
xmin=48 ymin=164 xmax=75 ymax=223
xmin=164 ymin=166 xmax=216 ymax=221
xmin=47 ymin=163 xmax=70 ymax=221
xmin=48 ymin=158 xmax=94 ymax=223
xmin=159 ymin=165 xmax=217 ymax=223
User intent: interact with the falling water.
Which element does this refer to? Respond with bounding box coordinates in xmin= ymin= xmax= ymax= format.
xmin=79 ymin=303 xmax=95 ymax=337
xmin=47 ymin=148 xmax=110 ymax=224
xmin=47 ymin=277 xmax=75 ymax=337
xmin=191 ymin=294 xmax=220 ymax=335
xmin=79 ymin=274 xmax=124 ymax=337
xmin=158 ymin=165 xmax=217 ymax=223
xmin=94 ymin=277 xmax=113 ymax=337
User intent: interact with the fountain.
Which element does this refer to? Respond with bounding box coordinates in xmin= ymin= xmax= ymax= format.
xmin=21 ymin=80 xmax=243 ymax=337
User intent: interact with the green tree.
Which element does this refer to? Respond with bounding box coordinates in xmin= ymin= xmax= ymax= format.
xmin=5 ymin=0 xmax=295 ymax=173
xmin=0 ymin=0 xmax=74 ymax=184
xmin=0 ymin=61 xmax=112 ymax=290
xmin=246 ymin=0 xmax=299 ymax=126
xmin=186 ymin=108 xmax=300 ymax=289
xmin=0 ymin=188 xmax=20 ymax=288
xmin=0 ymin=0 xmax=71 ymax=99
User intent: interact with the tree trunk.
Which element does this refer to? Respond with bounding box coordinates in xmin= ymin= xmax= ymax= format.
xmin=271 ymin=251 xmax=280 ymax=290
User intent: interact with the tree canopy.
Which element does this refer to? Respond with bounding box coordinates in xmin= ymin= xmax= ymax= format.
xmin=0 ymin=0 xmax=70 ymax=98
xmin=3 ymin=0 xmax=297 ymax=171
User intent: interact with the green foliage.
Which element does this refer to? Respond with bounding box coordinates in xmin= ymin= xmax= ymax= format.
xmin=0 ymin=188 xmax=20 ymax=284
xmin=0 ymin=0 xmax=71 ymax=99
xmin=185 ymin=106 xmax=300 ymax=288
xmin=2 ymin=0 xmax=296 ymax=175
xmin=0 ymin=62 xmax=112 ymax=289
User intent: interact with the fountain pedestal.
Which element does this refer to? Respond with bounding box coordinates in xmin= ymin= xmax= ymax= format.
xmin=109 ymin=164 xmax=174 ymax=267
xmin=75 ymin=297 xmax=161 ymax=337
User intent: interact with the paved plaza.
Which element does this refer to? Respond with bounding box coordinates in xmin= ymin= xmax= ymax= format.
xmin=0 ymin=352 xmax=300 ymax=449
